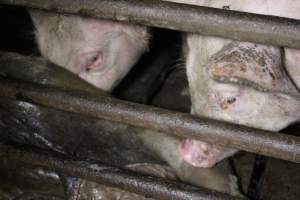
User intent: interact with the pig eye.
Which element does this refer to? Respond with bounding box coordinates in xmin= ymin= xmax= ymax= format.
xmin=82 ymin=51 xmax=103 ymax=72
xmin=219 ymin=97 xmax=236 ymax=110
xmin=226 ymin=97 xmax=236 ymax=104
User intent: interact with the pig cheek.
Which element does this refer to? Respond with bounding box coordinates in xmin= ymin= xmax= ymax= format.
xmin=105 ymin=35 xmax=145 ymax=89
xmin=178 ymin=139 xmax=218 ymax=168
xmin=115 ymin=41 xmax=143 ymax=74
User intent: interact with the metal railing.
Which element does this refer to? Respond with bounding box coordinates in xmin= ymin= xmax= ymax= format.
xmin=0 ymin=78 xmax=299 ymax=164
xmin=1 ymin=0 xmax=300 ymax=49
xmin=0 ymin=1 xmax=300 ymax=200
xmin=0 ymin=143 xmax=242 ymax=200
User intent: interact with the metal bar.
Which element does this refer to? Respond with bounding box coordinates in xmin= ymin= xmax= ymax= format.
xmin=0 ymin=143 xmax=241 ymax=200
xmin=0 ymin=78 xmax=300 ymax=163
xmin=1 ymin=0 xmax=300 ymax=49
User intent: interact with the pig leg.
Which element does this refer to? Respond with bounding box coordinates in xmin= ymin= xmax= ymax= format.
xmin=180 ymin=41 xmax=300 ymax=168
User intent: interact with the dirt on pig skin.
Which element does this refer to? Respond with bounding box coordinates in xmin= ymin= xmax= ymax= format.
xmin=29 ymin=10 xmax=149 ymax=92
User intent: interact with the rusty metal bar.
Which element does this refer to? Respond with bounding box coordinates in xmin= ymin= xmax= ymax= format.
xmin=1 ymin=0 xmax=300 ymax=49
xmin=0 ymin=78 xmax=300 ymax=163
xmin=0 ymin=143 xmax=241 ymax=200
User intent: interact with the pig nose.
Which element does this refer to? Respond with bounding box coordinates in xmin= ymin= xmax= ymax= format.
xmin=178 ymin=139 xmax=218 ymax=168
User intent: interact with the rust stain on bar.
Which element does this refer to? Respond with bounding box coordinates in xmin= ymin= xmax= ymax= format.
xmin=1 ymin=0 xmax=300 ymax=49
xmin=0 ymin=143 xmax=241 ymax=200
xmin=0 ymin=78 xmax=300 ymax=163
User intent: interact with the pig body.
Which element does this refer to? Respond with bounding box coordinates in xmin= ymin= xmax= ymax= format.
xmin=166 ymin=0 xmax=300 ymax=168
xmin=29 ymin=10 xmax=149 ymax=92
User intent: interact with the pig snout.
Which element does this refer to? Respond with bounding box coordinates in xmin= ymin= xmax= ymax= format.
xmin=178 ymin=139 xmax=237 ymax=168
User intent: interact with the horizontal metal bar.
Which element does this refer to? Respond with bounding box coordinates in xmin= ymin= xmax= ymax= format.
xmin=0 ymin=143 xmax=241 ymax=200
xmin=0 ymin=78 xmax=300 ymax=163
xmin=1 ymin=0 xmax=300 ymax=49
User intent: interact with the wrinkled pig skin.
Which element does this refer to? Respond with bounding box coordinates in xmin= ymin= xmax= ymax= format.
xmin=166 ymin=0 xmax=300 ymax=168
xmin=29 ymin=10 xmax=149 ymax=92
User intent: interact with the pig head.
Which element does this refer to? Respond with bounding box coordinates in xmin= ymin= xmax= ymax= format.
xmin=168 ymin=0 xmax=300 ymax=168
xmin=29 ymin=10 xmax=149 ymax=92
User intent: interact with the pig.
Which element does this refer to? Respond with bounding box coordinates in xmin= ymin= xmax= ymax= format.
xmin=29 ymin=10 xmax=149 ymax=92
xmin=28 ymin=0 xmax=300 ymax=172
xmin=29 ymin=10 xmax=241 ymax=196
xmin=166 ymin=0 xmax=300 ymax=168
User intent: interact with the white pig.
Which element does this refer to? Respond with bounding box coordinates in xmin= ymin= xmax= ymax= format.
xmin=29 ymin=9 xmax=241 ymax=195
xmin=166 ymin=0 xmax=300 ymax=168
